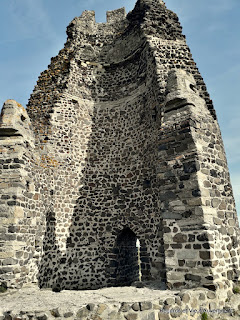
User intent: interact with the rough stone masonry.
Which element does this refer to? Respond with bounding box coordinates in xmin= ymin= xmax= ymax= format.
xmin=0 ymin=0 xmax=240 ymax=297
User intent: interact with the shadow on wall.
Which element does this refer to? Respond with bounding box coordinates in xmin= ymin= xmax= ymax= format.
xmin=37 ymin=203 xmax=149 ymax=291
xmin=38 ymin=210 xmax=62 ymax=289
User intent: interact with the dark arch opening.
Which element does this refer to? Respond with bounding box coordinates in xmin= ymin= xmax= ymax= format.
xmin=110 ymin=227 xmax=141 ymax=286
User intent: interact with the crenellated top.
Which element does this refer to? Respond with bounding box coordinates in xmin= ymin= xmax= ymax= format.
xmin=66 ymin=0 xmax=181 ymax=40
xmin=73 ymin=7 xmax=126 ymax=25
xmin=66 ymin=9 xmax=128 ymax=40
xmin=106 ymin=8 xmax=126 ymax=23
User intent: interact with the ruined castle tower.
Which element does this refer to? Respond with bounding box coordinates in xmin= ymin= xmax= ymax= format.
xmin=0 ymin=0 xmax=239 ymax=293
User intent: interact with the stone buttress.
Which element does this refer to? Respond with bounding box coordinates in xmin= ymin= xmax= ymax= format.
xmin=0 ymin=0 xmax=239 ymax=295
xmin=0 ymin=100 xmax=36 ymax=287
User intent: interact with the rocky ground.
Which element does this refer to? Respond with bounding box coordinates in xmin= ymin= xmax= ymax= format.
xmin=0 ymin=283 xmax=240 ymax=320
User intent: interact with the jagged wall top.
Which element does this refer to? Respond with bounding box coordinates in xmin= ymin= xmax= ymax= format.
xmin=69 ymin=0 xmax=166 ymax=25
xmin=66 ymin=0 xmax=183 ymax=40
xmin=66 ymin=8 xmax=128 ymax=39
xmin=74 ymin=7 xmax=126 ymax=25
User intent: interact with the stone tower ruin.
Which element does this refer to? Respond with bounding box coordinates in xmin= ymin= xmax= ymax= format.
xmin=0 ymin=0 xmax=239 ymax=294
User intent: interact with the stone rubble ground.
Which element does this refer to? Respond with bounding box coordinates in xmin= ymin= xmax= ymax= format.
xmin=0 ymin=283 xmax=176 ymax=313
xmin=0 ymin=284 xmax=240 ymax=320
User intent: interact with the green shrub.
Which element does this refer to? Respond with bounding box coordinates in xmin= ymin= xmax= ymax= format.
xmin=201 ymin=312 xmax=209 ymax=320
xmin=0 ymin=285 xmax=7 ymax=293
xmin=233 ymin=286 xmax=240 ymax=294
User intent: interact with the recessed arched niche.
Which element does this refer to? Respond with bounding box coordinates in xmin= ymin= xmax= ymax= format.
xmin=109 ymin=227 xmax=142 ymax=286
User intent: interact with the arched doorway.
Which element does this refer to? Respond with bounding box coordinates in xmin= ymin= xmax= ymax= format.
xmin=111 ymin=227 xmax=141 ymax=286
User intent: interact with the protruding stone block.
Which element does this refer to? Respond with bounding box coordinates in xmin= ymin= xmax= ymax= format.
xmin=0 ymin=100 xmax=34 ymax=147
xmin=164 ymin=70 xmax=202 ymax=114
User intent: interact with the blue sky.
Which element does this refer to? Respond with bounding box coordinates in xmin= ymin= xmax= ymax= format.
xmin=0 ymin=0 xmax=239 ymax=216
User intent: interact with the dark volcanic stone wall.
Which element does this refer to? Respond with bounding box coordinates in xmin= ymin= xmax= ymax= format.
xmin=26 ymin=5 xmax=165 ymax=290
xmin=0 ymin=0 xmax=239 ymax=292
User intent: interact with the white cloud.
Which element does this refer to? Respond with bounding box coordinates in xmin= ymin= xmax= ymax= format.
xmin=88 ymin=0 xmax=103 ymax=6
xmin=224 ymin=136 xmax=240 ymax=165
xmin=208 ymin=0 xmax=237 ymax=13
xmin=207 ymin=22 xmax=225 ymax=33
xmin=231 ymin=174 xmax=240 ymax=218
xmin=166 ymin=0 xmax=238 ymax=29
xmin=227 ymin=117 xmax=240 ymax=132
xmin=9 ymin=0 xmax=58 ymax=41
xmin=222 ymin=108 xmax=240 ymax=166
xmin=208 ymin=64 xmax=240 ymax=88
